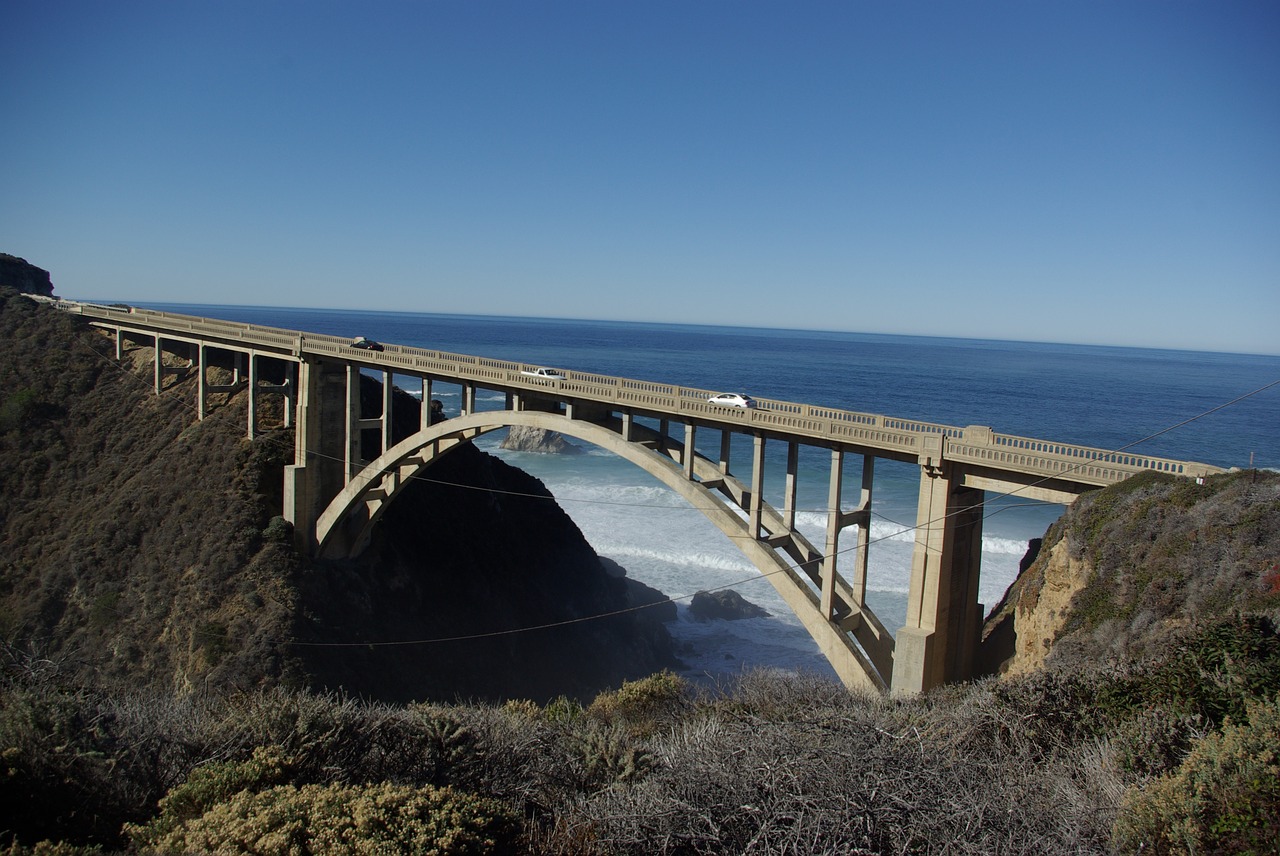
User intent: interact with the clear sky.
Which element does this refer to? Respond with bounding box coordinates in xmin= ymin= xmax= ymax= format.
xmin=3 ymin=1 xmax=1278 ymax=355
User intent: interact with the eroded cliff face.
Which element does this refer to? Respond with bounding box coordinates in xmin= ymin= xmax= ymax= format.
xmin=980 ymin=469 xmax=1280 ymax=677
xmin=985 ymin=538 xmax=1093 ymax=676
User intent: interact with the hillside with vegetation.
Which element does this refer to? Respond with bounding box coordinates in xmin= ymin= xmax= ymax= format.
xmin=981 ymin=468 xmax=1280 ymax=676
xmin=0 ymin=287 xmax=675 ymax=702
xmin=2 ymin=286 xmax=1278 ymax=854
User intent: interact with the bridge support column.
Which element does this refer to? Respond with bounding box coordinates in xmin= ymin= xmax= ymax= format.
xmin=850 ymin=456 xmax=874 ymax=609
xmin=248 ymin=350 xmax=261 ymax=437
xmin=282 ymin=373 xmax=294 ymax=429
xmin=381 ymin=371 xmax=394 ymax=452
xmin=197 ymin=344 xmax=207 ymax=420
xmin=345 ymin=365 xmax=363 ymax=481
xmin=822 ymin=449 xmax=844 ymax=619
xmin=284 ymin=358 xmax=356 ymax=553
xmin=683 ymin=424 xmax=697 ymax=479
xmin=782 ymin=442 xmax=799 ymax=530
xmin=894 ymin=443 xmax=985 ymax=695
xmin=749 ymin=435 xmax=765 ymax=538
xmin=153 ymin=335 xmax=164 ymax=394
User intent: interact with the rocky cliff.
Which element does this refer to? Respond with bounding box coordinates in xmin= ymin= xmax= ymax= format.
xmin=0 ymin=288 xmax=675 ymax=702
xmin=0 ymin=254 xmax=54 ymax=297
xmin=980 ymin=468 xmax=1280 ymax=676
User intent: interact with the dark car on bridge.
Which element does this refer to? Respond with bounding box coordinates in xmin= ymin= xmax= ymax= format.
xmin=351 ymin=336 xmax=384 ymax=351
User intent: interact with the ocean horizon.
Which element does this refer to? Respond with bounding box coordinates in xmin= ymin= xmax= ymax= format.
xmin=100 ymin=299 xmax=1280 ymax=359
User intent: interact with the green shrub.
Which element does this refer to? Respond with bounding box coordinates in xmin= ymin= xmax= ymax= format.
xmin=541 ymin=695 xmax=584 ymax=724
xmin=1115 ymin=614 xmax=1280 ymax=730
xmin=125 ymin=745 xmax=295 ymax=846
xmin=193 ymin=620 xmax=231 ymax=666
xmin=0 ymin=685 xmax=127 ymax=846
xmin=587 ymin=670 xmax=688 ymax=735
xmin=0 ymin=388 xmax=40 ymax=432
xmin=1112 ymin=694 xmax=1280 ymax=855
xmin=1108 ymin=704 xmax=1207 ymax=778
xmin=499 ymin=698 xmax=540 ymax=720
xmin=261 ymin=516 xmax=293 ymax=544
xmin=571 ymin=724 xmax=653 ymax=791
xmin=134 ymin=781 xmax=520 ymax=855
xmin=416 ymin=710 xmax=481 ymax=786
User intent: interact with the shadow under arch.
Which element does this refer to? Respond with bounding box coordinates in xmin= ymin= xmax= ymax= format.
xmin=314 ymin=409 xmax=891 ymax=692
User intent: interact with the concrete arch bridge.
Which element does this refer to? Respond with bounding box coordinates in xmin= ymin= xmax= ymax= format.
xmin=59 ymin=300 xmax=1223 ymax=694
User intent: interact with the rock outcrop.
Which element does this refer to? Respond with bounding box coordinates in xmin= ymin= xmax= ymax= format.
xmin=500 ymin=425 xmax=583 ymax=454
xmin=0 ymin=253 xmax=54 ymax=296
xmin=979 ymin=469 xmax=1280 ymax=676
xmin=689 ymin=589 xmax=770 ymax=621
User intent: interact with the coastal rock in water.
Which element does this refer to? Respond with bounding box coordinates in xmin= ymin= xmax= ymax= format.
xmin=689 ymin=589 xmax=769 ymax=622
xmin=501 ymin=425 xmax=582 ymax=454
xmin=0 ymin=254 xmax=54 ymax=297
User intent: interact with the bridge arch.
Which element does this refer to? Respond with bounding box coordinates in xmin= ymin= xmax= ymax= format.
xmin=315 ymin=409 xmax=890 ymax=692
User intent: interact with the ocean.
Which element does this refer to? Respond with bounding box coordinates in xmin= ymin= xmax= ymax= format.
xmin=133 ymin=303 xmax=1280 ymax=683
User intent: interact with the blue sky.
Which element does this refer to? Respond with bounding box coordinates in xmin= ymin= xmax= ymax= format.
xmin=3 ymin=1 xmax=1278 ymax=355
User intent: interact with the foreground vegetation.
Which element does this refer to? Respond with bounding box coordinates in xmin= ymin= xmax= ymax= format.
xmin=4 ymin=611 xmax=1279 ymax=854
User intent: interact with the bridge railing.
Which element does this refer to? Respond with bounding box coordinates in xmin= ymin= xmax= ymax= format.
xmin=946 ymin=427 xmax=1219 ymax=483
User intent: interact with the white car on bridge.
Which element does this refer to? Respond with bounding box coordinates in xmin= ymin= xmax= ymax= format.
xmin=708 ymin=392 xmax=757 ymax=409
xmin=521 ymin=367 xmax=566 ymax=380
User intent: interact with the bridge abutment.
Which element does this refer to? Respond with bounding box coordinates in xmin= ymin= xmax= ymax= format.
xmin=285 ymin=358 xmax=357 ymax=553
xmin=894 ymin=445 xmax=986 ymax=694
